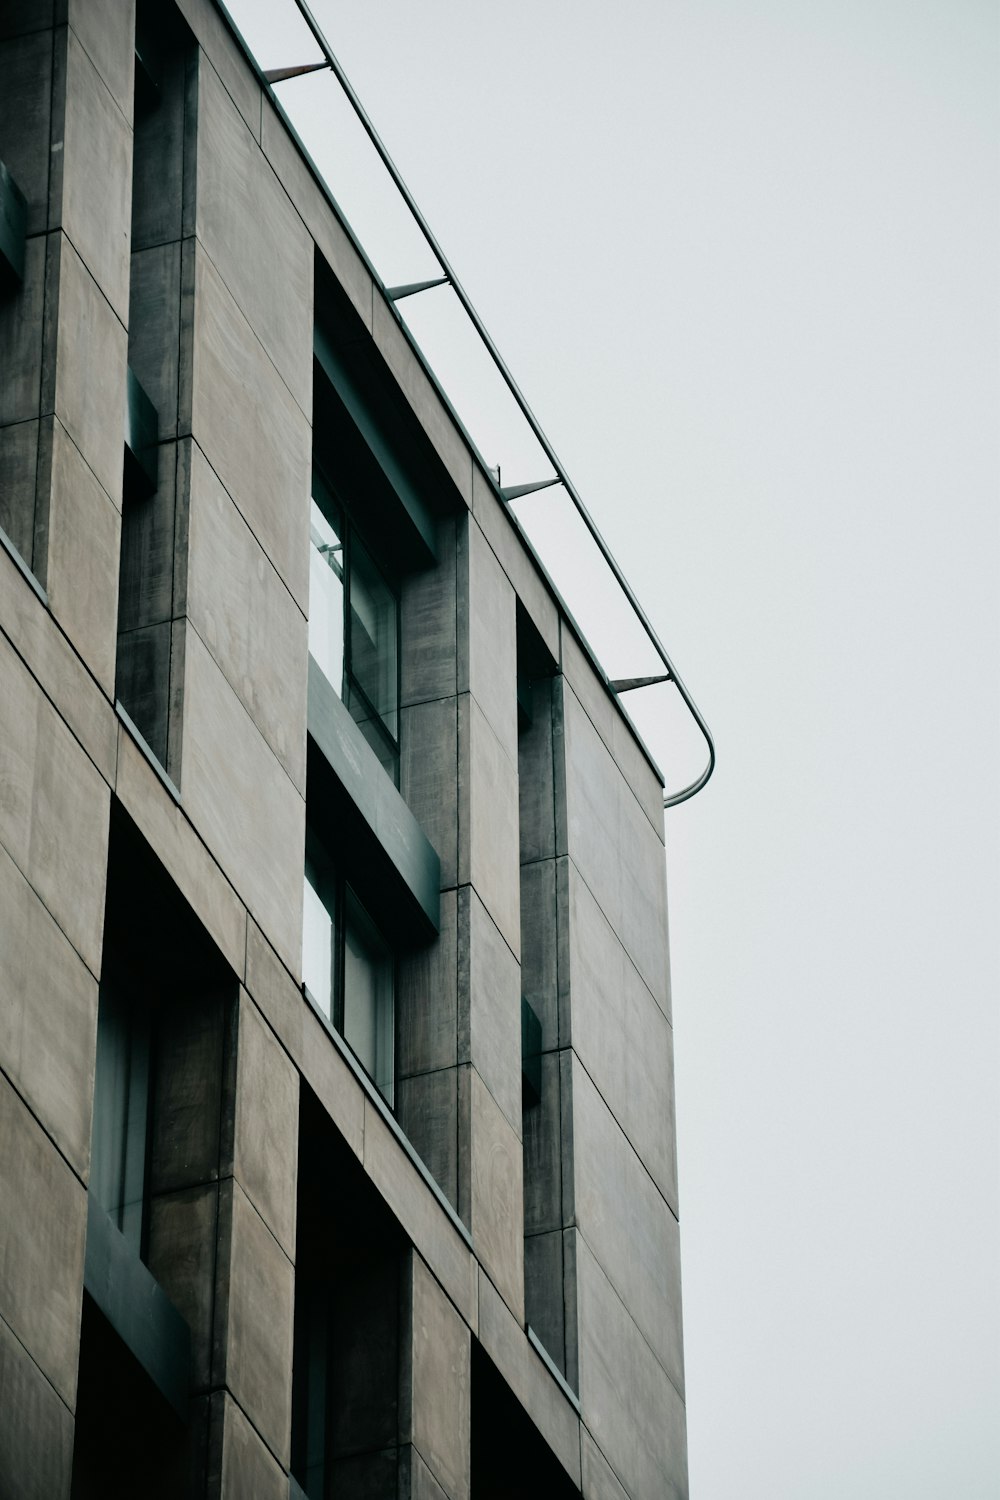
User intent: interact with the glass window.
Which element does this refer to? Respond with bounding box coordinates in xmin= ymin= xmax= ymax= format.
xmin=309 ymin=469 xmax=399 ymax=784
xmin=343 ymin=887 xmax=394 ymax=1107
xmin=90 ymin=980 xmax=151 ymax=1254
xmin=302 ymin=831 xmax=395 ymax=1108
xmin=308 ymin=491 xmax=345 ymax=700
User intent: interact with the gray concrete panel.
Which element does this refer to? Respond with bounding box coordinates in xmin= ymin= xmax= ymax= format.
xmin=115 ymin=722 xmax=247 ymax=977
xmin=458 ymin=693 xmax=520 ymax=959
xmin=396 ymin=1068 xmax=458 ymax=1209
xmin=0 ymin=30 xmax=51 ymax=237
xmin=572 ymin=1061 xmax=683 ymax=1392
xmin=260 ymin=95 xmax=375 ymax=335
xmin=458 ymin=887 xmax=522 ymax=1136
xmin=189 ymin=243 xmax=311 ymax=609
xmin=519 ymin=857 xmax=560 ymax=1052
xmin=66 ymin=0 xmax=135 ymax=124
xmin=176 ymin=0 xmax=261 ymax=141
xmin=404 ymin=1254 xmax=470 ymax=1500
xmin=146 ymin=1183 xmax=218 ymax=1391
xmin=399 ymin=695 xmax=458 ymax=888
xmin=0 ymin=1075 xmax=85 ymax=1409
xmin=35 ymin=415 xmax=119 ymax=695
xmin=52 ymin=26 xmax=131 ymax=323
xmin=179 ymin=623 xmax=304 ymax=975
xmin=196 ymin=60 xmax=312 ymax=415
xmin=301 ymin=1005 xmax=365 ymax=1162
xmin=0 ymin=232 xmax=45 ymax=428
xmin=128 ymin=242 xmax=182 ymax=437
xmin=566 ymin=861 xmax=676 ymax=1206
xmin=575 ymin=1234 xmax=688 ymax=1500
xmin=459 ymin=518 xmax=518 ymax=764
xmin=186 ymin=440 xmax=308 ymax=792
xmin=371 ymin=295 xmax=473 ymax=510
xmin=580 ymin=1427 xmax=629 ymax=1500
xmin=400 ymin=1445 xmax=451 ymax=1500
xmin=0 ymin=631 xmax=110 ymax=974
xmin=244 ymin=916 xmax=303 ymax=1063
xmin=398 ymin=888 xmax=458 ymax=1078
xmin=0 ymin=842 xmax=97 ymax=1178
xmin=214 ymin=1179 xmax=294 ymax=1466
xmin=400 ymin=517 xmax=458 ymax=707
xmin=0 ymin=540 xmax=118 ymax=784
xmin=561 ymin=626 xmax=665 ymax=842
xmin=611 ymin=708 xmax=666 ymax=843
xmin=476 ymin=1268 xmax=582 ymax=1490
xmin=616 ymin=774 xmax=671 ymax=1016
xmin=43 ymin=233 xmax=127 ymax=508
xmin=0 ymin=1313 xmax=73 ymax=1500
xmin=0 ymin=420 xmax=38 ymax=565
xmin=211 ymin=1390 xmax=288 ymax=1500
xmin=233 ymin=990 xmax=298 ymax=1259
xmin=563 ymin=684 xmax=669 ymax=1013
xmin=470 ymin=466 xmax=560 ymax=665
xmin=458 ymin=1065 xmax=523 ymax=1323
xmin=363 ymin=1100 xmax=477 ymax=1333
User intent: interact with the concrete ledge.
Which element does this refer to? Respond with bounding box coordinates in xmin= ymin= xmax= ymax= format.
xmin=83 ymin=1196 xmax=192 ymax=1418
xmin=307 ymin=657 xmax=440 ymax=938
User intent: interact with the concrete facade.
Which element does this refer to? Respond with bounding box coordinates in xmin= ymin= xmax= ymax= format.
xmin=0 ymin=2 xmax=687 ymax=1496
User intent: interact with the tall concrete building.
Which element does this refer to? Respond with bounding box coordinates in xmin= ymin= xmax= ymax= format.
xmin=0 ymin=2 xmax=705 ymax=1496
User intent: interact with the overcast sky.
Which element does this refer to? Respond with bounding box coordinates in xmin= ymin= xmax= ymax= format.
xmin=232 ymin=2 xmax=999 ymax=1493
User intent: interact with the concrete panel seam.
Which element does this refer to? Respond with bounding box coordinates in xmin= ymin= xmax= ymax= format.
xmin=581 ymin=1422 xmax=633 ymax=1500
xmin=316 ymin=1005 xmax=473 ymax=1250
xmin=566 ymin=851 xmax=669 ymax=1024
xmin=0 ymin=1307 xmax=74 ymax=1418
xmin=0 ymin=521 xmax=48 ymax=606
xmin=116 ymin=701 xmax=182 ymax=803
xmin=0 ymin=809 xmax=105 ymax=984
xmin=0 ymin=1061 xmax=86 ymax=1191
xmin=66 ymin=19 xmax=131 ymax=130
xmin=187 ymin=434 xmax=307 ymax=623
xmin=113 ymin=729 xmax=251 ymax=964
xmin=572 ymin=1050 xmax=679 ymax=1221
xmin=52 ymin=225 xmax=128 ymax=339
xmin=185 ymin=616 xmax=303 ymax=803
xmin=561 ymin=677 xmax=665 ymax=846
xmin=217 ymin=1171 xmax=293 ymax=1271
xmin=575 ymin=1222 xmax=686 ymax=1410
xmin=0 ymin=590 xmax=118 ymax=784
xmin=191 ymin=222 xmax=309 ymax=423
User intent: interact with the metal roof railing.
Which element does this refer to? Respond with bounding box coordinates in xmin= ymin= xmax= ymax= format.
xmin=259 ymin=0 xmax=716 ymax=809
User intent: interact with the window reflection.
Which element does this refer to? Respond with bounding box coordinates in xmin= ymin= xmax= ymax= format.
xmin=309 ymin=469 xmax=399 ymax=784
xmin=302 ymin=829 xmax=395 ymax=1109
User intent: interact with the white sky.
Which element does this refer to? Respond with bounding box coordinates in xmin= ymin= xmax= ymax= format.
xmin=232 ymin=2 xmax=999 ymax=1493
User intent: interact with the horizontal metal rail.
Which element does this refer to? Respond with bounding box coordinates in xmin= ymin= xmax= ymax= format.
xmin=290 ymin=0 xmax=715 ymax=808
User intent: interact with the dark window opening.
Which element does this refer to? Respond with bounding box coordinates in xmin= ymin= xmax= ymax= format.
xmin=70 ymin=1295 xmax=190 ymax=1500
xmin=291 ymin=1088 xmax=407 ymax=1500
xmin=471 ymin=1344 xmax=581 ymax=1500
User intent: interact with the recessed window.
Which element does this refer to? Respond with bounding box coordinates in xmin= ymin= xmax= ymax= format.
xmin=303 ymin=827 xmax=395 ymax=1108
xmin=90 ymin=978 xmax=152 ymax=1256
xmin=309 ymin=468 xmax=399 ymax=784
